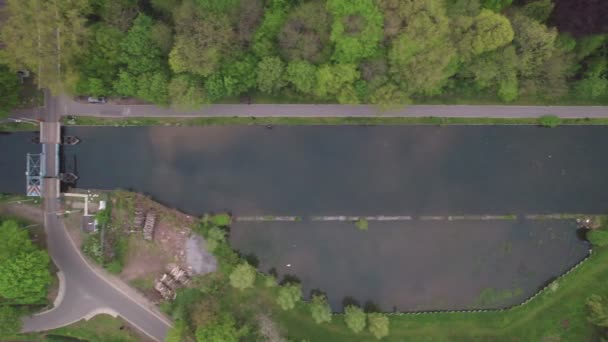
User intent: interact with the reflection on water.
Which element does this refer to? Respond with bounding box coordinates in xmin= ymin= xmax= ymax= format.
xmin=0 ymin=125 xmax=602 ymax=310
xmin=231 ymin=219 xmax=589 ymax=311
xmin=61 ymin=125 xmax=608 ymax=216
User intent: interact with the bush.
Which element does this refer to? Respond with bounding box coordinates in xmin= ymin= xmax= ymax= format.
xmin=344 ymin=305 xmax=366 ymax=333
xmin=0 ymin=305 xmax=21 ymax=338
xmin=229 ymin=263 xmax=256 ymax=290
xmin=277 ymin=283 xmax=302 ymax=310
xmin=367 ymin=313 xmax=389 ymax=339
xmin=355 ymin=218 xmax=368 ymax=231
xmin=210 ymin=213 xmax=232 ymax=227
xmin=588 ymin=230 xmax=608 ymax=247
xmin=538 ymin=115 xmax=561 ymax=128
xmin=310 ymin=295 xmax=332 ymax=324
xmin=82 ymin=233 xmax=103 ymax=264
xmin=106 ymin=260 xmax=123 ymax=274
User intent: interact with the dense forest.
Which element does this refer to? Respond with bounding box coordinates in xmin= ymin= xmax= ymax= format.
xmin=0 ymin=0 xmax=607 ymax=108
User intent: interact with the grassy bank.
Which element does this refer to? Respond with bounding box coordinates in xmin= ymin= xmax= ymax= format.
xmin=0 ymin=122 xmax=38 ymax=132
xmin=63 ymin=115 xmax=608 ymax=127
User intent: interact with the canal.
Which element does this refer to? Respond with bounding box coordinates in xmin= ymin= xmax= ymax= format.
xmin=0 ymin=125 xmax=601 ymax=310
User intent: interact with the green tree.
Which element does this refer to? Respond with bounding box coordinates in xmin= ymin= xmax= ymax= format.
xmin=98 ymin=0 xmax=139 ymax=32
xmin=0 ymin=220 xmax=51 ymax=304
xmin=73 ymin=24 xmax=124 ymax=97
xmin=0 ymin=306 xmax=21 ymax=338
xmin=252 ymin=0 xmax=290 ymax=58
xmin=383 ymin=0 xmax=457 ymax=96
xmin=370 ymin=83 xmax=410 ymax=108
xmin=510 ymin=13 xmax=558 ymax=77
xmin=0 ymin=0 xmax=91 ymax=93
xmin=521 ymin=0 xmax=554 ymax=23
xmin=0 ymin=250 xmax=51 ymax=304
xmin=480 ymin=0 xmax=512 ymax=12
xmin=588 ymin=230 xmax=608 ymax=247
xmin=169 ymin=75 xmax=206 ymax=109
xmin=221 ymin=54 xmax=258 ymax=97
xmin=164 ymin=319 xmax=187 ymax=342
xmin=0 ymin=64 xmax=20 ymax=118
xmin=279 ymin=1 xmax=331 ymax=63
xmin=195 ymin=314 xmax=246 ymax=342
xmin=367 ymin=312 xmax=390 ymax=339
xmin=327 ymin=0 xmax=384 ymax=63
xmin=256 ymin=56 xmax=286 ymax=94
xmin=310 ymin=294 xmax=332 ymax=324
xmin=286 ymin=60 xmax=317 ymax=94
xmin=229 ymin=263 xmax=256 ymax=290
xmin=344 ymin=305 xmax=366 ymax=333
xmin=276 ymin=283 xmax=302 ymax=310
xmin=169 ymin=0 xmax=235 ymax=77
xmin=455 ymin=10 xmax=514 ymax=59
xmin=315 ymin=64 xmax=360 ymax=99
xmin=587 ymin=294 xmax=608 ymax=328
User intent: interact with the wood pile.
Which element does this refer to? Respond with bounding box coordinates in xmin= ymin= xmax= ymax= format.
xmin=143 ymin=211 xmax=156 ymax=240
xmin=133 ymin=207 xmax=145 ymax=231
xmin=154 ymin=264 xmax=191 ymax=301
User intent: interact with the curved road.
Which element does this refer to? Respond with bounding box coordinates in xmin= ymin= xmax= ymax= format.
xmin=20 ymin=91 xmax=171 ymax=342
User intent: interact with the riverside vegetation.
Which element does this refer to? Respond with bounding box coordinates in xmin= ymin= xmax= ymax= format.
xmin=0 ymin=0 xmax=606 ymax=116
xmin=161 ymin=213 xmax=608 ymax=341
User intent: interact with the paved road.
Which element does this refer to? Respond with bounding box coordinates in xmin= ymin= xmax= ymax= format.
xmin=65 ymin=99 xmax=608 ymax=118
xmin=20 ymin=93 xmax=171 ymax=342
xmin=8 ymin=94 xmax=608 ymax=120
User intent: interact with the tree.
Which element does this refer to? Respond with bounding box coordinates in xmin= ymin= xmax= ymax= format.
xmin=344 ymin=305 xmax=366 ymax=333
xmin=0 ymin=306 xmax=21 ymax=338
xmin=164 ymin=319 xmax=187 ymax=342
xmin=237 ymin=0 xmax=264 ymax=46
xmin=367 ymin=313 xmax=390 ymax=339
xmin=221 ymin=54 xmax=258 ymax=96
xmin=252 ymin=0 xmax=290 ymax=58
xmin=0 ymin=250 xmax=51 ymax=304
xmin=0 ymin=65 xmax=20 ymax=118
xmin=310 ymin=294 xmax=332 ymax=324
xmin=315 ymin=64 xmax=359 ymax=99
xmin=510 ymin=13 xmax=558 ymax=77
xmin=327 ymin=0 xmax=384 ymax=63
xmin=276 ymin=283 xmax=302 ymax=310
xmin=169 ymin=75 xmax=206 ymax=109
xmin=169 ymin=0 xmax=235 ymax=77
xmin=587 ymin=230 xmax=608 ymax=247
xmin=0 ymin=0 xmax=91 ymax=93
xmin=521 ymin=0 xmax=554 ymax=23
xmin=382 ymin=0 xmax=458 ymax=96
xmin=286 ymin=60 xmax=317 ymax=94
xmin=73 ymin=24 xmax=124 ymax=97
xmin=229 ymin=263 xmax=256 ymax=290
xmin=455 ymin=10 xmax=514 ymax=59
xmin=195 ymin=314 xmax=246 ymax=342
xmin=0 ymin=220 xmax=51 ymax=304
xmin=370 ymin=83 xmax=410 ymax=108
xmin=98 ymin=0 xmax=139 ymax=32
xmin=278 ymin=1 xmax=331 ymax=63
xmin=480 ymin=0 xmax=512 ymax=12
xmin=256 ymin=56 xmax=286 ymax=94
xmin=587 ymin=294 xmax=608 ymax=328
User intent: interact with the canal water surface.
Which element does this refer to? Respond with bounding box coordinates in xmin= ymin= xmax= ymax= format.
xmin=0 ymin=125 xmax=601 ymax=310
